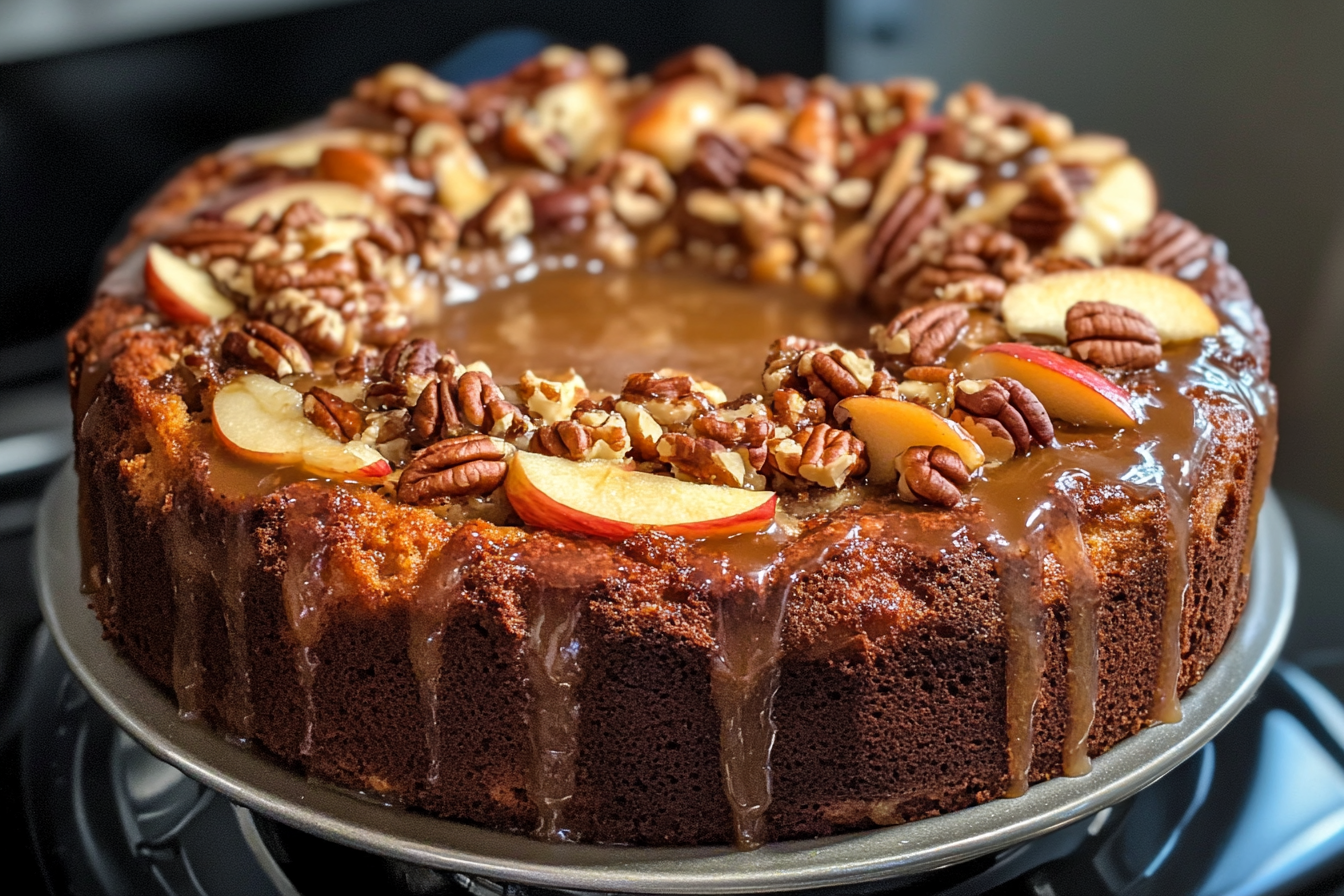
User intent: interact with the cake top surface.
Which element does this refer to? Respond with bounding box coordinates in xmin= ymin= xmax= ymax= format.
xmin=79 ymin=42 xmax=1273 ymax=553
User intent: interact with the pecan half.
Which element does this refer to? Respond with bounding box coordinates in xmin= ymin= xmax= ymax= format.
xmin=458 ymin=370 xmax=529 ymax=437
xmin=872 ymin=301 xmax=970 ymax=366
xmin=690 ymin=132 xmax=749 ymax=188
xmin=220 ymin=320 xmax=313 ymax=379
xmin=1008 ymin=164 xmax=1078 ymax=246
xmin=954 ymin=377 xmax=1054 ymax=454
xmin=1110 ymin=210 xmax=1221 ymax=281
xmin=409 ymin=363 xmax=467 ymax=446
xmin=865 ymin=184 xmax=948 ymax=287
xmin=1065 ymin=301 xmax=1162 ymax=370
xmin=398 ymin=435 xmax=509 ymax=504
xmin=896 ymin=445 xmax=970 ymax=506
xmin=797 ymin=347 xmax=875 ymax=409
xmin=303 ymin=388 xmax=364 ymax=442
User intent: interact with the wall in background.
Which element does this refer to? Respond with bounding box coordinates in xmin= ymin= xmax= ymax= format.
xmin=830 ymin=0 xmax=1344 ymax=511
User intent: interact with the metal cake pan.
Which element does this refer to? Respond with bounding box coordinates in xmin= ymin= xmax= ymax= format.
xmin=36 ymin=463 xmax=1297 ymax=893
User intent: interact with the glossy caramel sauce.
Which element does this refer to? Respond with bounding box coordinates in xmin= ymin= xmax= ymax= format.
xmin=431 ymin=266 xmax=876 ymax=394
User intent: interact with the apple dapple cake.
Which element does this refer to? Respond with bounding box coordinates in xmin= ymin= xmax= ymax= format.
xmin=68 ymin=44 xmax=1274 ymax=847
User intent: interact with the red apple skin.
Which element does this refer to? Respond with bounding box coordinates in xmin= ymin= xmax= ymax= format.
xmin=965 ymin=343 xmax=1137 ymax=427
xmin=143 ymin=247 xmax=234 ymax=325
xmin=505 ymin=463 xmax=777 ymax=540
xmin=302 ymin=456 xmax=392 ymax=482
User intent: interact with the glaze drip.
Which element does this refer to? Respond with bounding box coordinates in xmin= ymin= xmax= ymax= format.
xmin=517 ymin=544 xmax=593 ymax=842
xmin=1052 ymin=499 xmax=1101 ymax=777
xmin=162 ymin=507 xmax=208 ymax=720
xmin=218 ymin=517 xmax=257 ymax=738
xmin=995 ymin=545 xmax=1047 ymax=797
xmin=408 ymin=536 xmax=472 ymax=789
xmin=706 ymin=524 xmax=856 ymax=848
xmin=280 ymin=517 xmax=332 ymax=757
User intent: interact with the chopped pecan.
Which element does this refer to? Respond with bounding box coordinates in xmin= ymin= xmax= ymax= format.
xmin=954 ymin=377 xmax=1054 ymax=454
xmin=532 ymin=407 xmax=630 ymax=461
xmin=897 ymin=365 xmax=958 ymax=415
xmin=1109 ymin=210 xmax=1222 ymax=281
xmin=769 ymin=424 xmax=868 ymax=488
xmin=653 ymin=45 xmax=741 ymax=97
xmin=896 ymin=446 xmax=970 ymax=507
xmin=1065 ymin=301 xmax=1162 ymax=370
xmin=743 ymin=145 xmax=826 ymax=200
xmin=398 ymin=435 xmax=510 ymax=504
xmin=614 ymin=400 xmax=664 ymax=462
xmin=1008 ymin=164 xmax=1078 ymax=246
xmin=689 ymin=132 xmax=749 ymax=188
xmin=797 ymin=347 xmax=876 ymax=408
xmin=872 ymin=301 xmax=969 ymax=366
xmin=610 ymin=150 xmax=676 ymax=228
xmin=220 ymin=320 xmax=313 ymax=378
xmin=620 ymin=371 xmax=718 ymax=424
xmin=334 ymin=347 xmax=381 ymax=382
xmin=465 ymin=185 xmax=534 ymax=246
xmin=249 ymin=287 xmax=349 ymax=357
xmin=458 ymin=370 xmax=530 ymax=438
xmin=303 ymin=388 xmax=364 ymax=442
xmin=656 ymin=433 xmax=755 ymax=488
xmin=770 ymin=387 xmax=829 ymax=430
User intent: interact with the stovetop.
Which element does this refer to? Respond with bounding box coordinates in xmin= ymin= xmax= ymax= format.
xmin=1 ymin=341 xmax=1343 ymax=896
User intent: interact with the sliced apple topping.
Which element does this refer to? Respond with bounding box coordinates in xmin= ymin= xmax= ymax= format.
xmin=504 ymin=451 xmax=776 ymax=540
xmin=144 ymin=243 xmax=236 ymax=324
xmin=223 ymin=181 xmax=386 ymax=227
xmin=833 ymin=395 xmax=985 ymax=485
xmin=963 ymin=343 xmax=1137 ymax=428
xmin=625 ymin=76 xmax=732 ymax=173
xmin=212 ymin=374 xmax=390 ymax=480
xmin=1055 ymin=156 xmax=1157 ymax=261
xmin=1000 ymin=266 xmax=1220 ymax=345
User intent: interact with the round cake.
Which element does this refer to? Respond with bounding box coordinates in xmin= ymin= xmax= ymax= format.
xmin=68 ymin=44 xmax=1275 ymax=847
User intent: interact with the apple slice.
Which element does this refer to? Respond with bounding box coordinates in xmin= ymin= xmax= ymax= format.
xmin=963 ymin=344 xmax=1136 ymax=428
xmin=833 ymin=396 xmax=985 ymax=485
xmin=144 ymin=243 xmax=236 ymax=324
xmin=223 ymin=181 xmax=386 ymax=226
xmin=625 ymin=76 xmax=732 ymax=172
xmin=212 ymin=374 xmax=389 ymax=479
xmin=505 ymin=451 xmax=776 ymax=539
xmin=302 ymin=440 xmax=392 ymax=480
xmin=1000 ymin=267 xmax=1220 ymax=344
xmin=1056 ymin=156 xmax=1157 ymax=261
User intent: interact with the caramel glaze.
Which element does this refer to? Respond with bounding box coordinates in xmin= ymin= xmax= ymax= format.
xmin=73 ymin=223 xmax=1275 ymax=845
